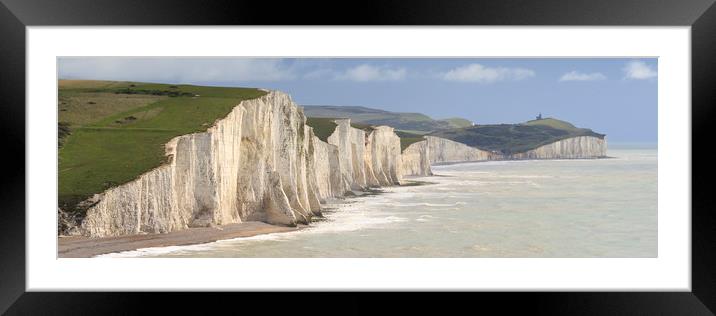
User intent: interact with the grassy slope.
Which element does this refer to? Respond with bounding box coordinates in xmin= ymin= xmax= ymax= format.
xmin=394 ymin=131 xmax=426 ymax=152
xmin=59 ymin=92 xmax=167 ymax=126
xmin=303 ymin=105 xmax=471 ymax=133
xmin=305 ymin=117 xmax=338 ymax=142
xmin=430 ymin=117 xmax=604 ymax=154
xmin=523 ymin=117 xmax=579 ymax=131
xmin=58 ymin=80 xmax=266 ymax=213
xmin=439 ymin=117 xmax=473 ymax=129
xmin=348 ymin=121 xmax=376 ymax=133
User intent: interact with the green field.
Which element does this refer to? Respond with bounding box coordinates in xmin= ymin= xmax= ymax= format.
xmin=430 ymin=117 xmax=605 ymax=154
xmin=348 ymin=121 xmax=376 ymax=133
xmin=394 ymin=130 xmax=426 ymax=152
xmin=58 ymin=80 xmax=266 ymax=215
xmin=523 ymin=117 xmax=580 ymax=131
xmin=305 ymin=117 xmax=339 ymax=142
xmin=440 ymin=117 xmax=473 ymax=129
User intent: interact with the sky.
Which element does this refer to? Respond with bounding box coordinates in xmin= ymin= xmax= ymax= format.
xmin=58 ymin=57 xmax=658 ymax=142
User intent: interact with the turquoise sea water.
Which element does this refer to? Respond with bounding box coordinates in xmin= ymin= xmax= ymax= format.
xmin=103 ymin=147 xmax=657 ymax=258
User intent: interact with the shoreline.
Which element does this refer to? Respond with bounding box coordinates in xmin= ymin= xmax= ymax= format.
xmin=431 ymin=156 xmax=613 ymax=167
xmin=58 ymin=222 xmax=303 ymax=258
xmin=58 ymin=180 xmax=433 ymax=258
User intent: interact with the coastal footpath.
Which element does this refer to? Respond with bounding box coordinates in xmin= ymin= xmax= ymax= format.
xmin=65 ymin=90 xmax=606 ymax=239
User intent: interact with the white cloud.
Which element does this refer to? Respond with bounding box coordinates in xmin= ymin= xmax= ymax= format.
xmin=303 ymin=68 xmax=335 ymax=80
xmin=440 ymin=64 xmax=535 ymax=83
xmin=334 ymin=64 xmax=407 ymax=81
xmin=303 ymin=64 xmax=407 ymax=81
xmin=559 ymin=71 xmax=607 ymax=81
xmin=623 ymin=61 xmax=657 ymax=80
xmin=58 ymin=57 xmax=297 ymax=83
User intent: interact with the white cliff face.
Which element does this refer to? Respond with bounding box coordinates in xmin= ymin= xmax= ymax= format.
xmin=425 ymin=136 xmax=497 ymax=164
xmin=308 ymin=133 xmax=345 ymax=201
xmin=81 ymin=105 xmax=249 ymax=237
xmin=364 ymin=126 xmax=403 ymax=186
xmin=78 ymin=92 xmax=412 ymax=238
xmin=508 ymin=136 xmax=607 ymax=159
xmin=82 ymin=92 xmax=317 ymax=237
xmin=400 ymin=140 xmax=432 ymax=176
xmin=324 ymin=119 xmax=407 ymax=188
xmin=327 ymin=119 xmax=368 ymax=190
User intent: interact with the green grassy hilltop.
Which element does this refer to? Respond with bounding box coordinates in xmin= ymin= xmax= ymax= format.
xmin=429 ymin=117 xmax=605 ymax=154
xmin=58 ymin=80 xmax=266 ymax=214
xmin=523 ymin=117 xmax=581 ymax=131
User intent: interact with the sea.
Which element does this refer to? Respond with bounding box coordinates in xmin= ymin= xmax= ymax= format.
xmin=101 ymin=145 xmax=657 ymax=258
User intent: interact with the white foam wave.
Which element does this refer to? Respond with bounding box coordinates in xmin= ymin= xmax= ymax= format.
xmin=96 ymin=242 xmax=217 ymax=258
xmin=416 ymin=214 xmax=438 ymax=222
xmin=387 ymin=202 xmax=467 ymax=207
xmin=495 ymin=175 xmax=553 ymax=179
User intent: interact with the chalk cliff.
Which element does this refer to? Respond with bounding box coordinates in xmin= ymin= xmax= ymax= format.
xmin=400 ymin=140 xmax=432 ymax=176
xmin=327 ymin=119 xmax=368 ymax=190
xmin=425 ymin=136 xmax=497 ymax=164
xmin=364 ymin=126 xmax=404 ymax=186
xmin=507 ymin=136 xmax=607 ymax=159
xmin=81 ymin=92 xmax=310 ymax=236
xmin=424 ymin=135 xmax=607 ymax=162
xmin=77 ymin=91 xmax=417 ymax=238
xmin=324 ymin=118 xmax=432 ymax=181
xmin=307 ymin=133 xmax=345 ymax=201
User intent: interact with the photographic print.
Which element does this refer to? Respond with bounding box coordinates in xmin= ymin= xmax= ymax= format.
xmin=56 ymin=57 xmax=657 ymax=258
xmin=4 ymin=0 xmax=711 ymax=311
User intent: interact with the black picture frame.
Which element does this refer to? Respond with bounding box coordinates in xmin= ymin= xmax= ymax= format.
xmin=1 ymin=0 xmax=714 ymax=314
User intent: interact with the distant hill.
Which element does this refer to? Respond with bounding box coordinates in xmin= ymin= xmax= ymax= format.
xmin=430 ymin=117 xmax=605 ymax=154
xmin=441 ymin=117 xmax=473 ymax=128
xmin=302 ymin=105 xmax=472 ymax=133
xmin=523 ymin=117 xmax=580 ymax=131
xmin=302 ymin=106 xmax=604 ymax=155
